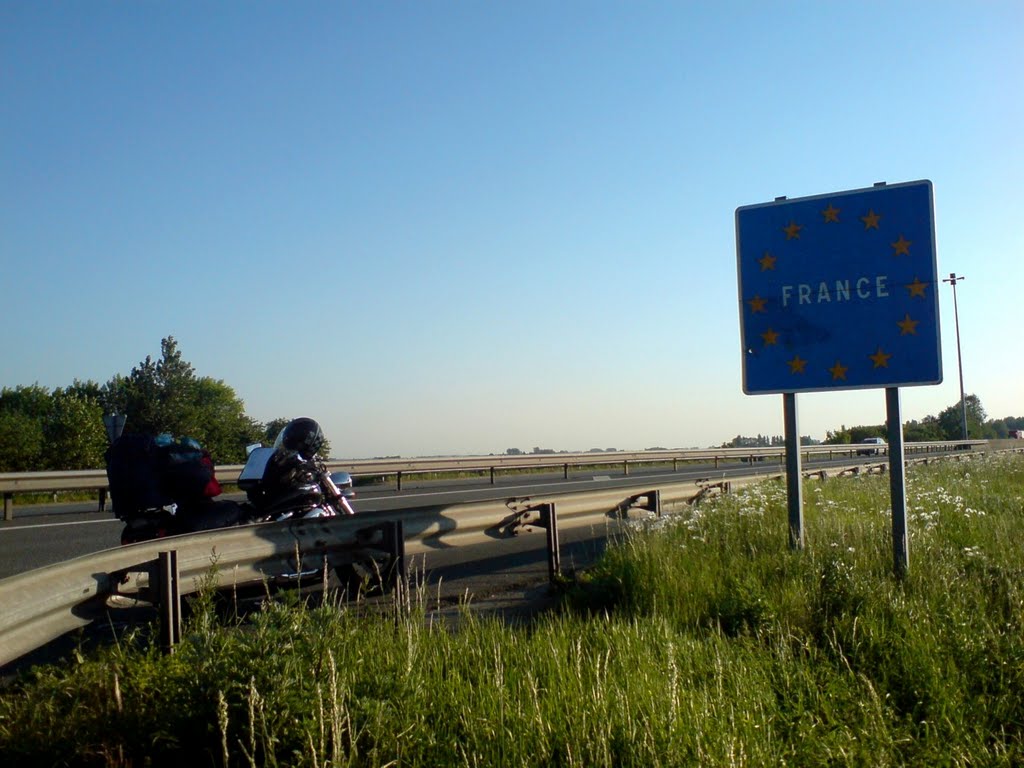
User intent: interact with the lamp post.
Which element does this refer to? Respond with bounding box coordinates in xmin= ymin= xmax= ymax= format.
xmin=942 ymin=273 xmax=968 ymax=440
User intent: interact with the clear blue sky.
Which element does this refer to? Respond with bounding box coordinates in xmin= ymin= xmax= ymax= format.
xmin=3 ymin=2 xmax=1021 ymax=458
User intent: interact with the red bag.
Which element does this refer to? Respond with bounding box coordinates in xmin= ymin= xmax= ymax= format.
xmin=200 ymin=451 xmax=222 ymax=498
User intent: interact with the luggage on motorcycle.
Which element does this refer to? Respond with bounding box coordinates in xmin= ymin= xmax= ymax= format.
xmin=106 ymin=433 xmax=222 ymax=519
xmin=105 ymin=433 xmax=170 ymax=518
xmin=156 ymin=435 xmax=222 ymax=502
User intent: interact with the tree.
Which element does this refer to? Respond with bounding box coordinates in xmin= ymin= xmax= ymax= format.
xmin=104 ymin=336 xmax=198 ymax=438
xmin=937 ymin=394 xmax=989 ymax=440
xmin=824 ymin=426 xmax=852 ymax=444
xmin=821 ymin=395 xmax=1017 ymax=446
xmin=0 ymin=384 xmax=53 ymax=420
xmin=42 ymin=391 xmax=107 ymax=471
xmin=986 ymin=416 xmax=1024 ymax=439
xmin=0 ymin=384 xmax=109 ymax=471
xmin=722 ymin=434 xmax=784 ymax=448
xmin=187 ymin=378 xmax=263 ymax=463
xmin=0 ymin=409 xmax=44 ymax=471
xmin=0 ymin=386 xmax=52 ymax=471
xmin=903 ymin=415 xmax=944 ymax=442
xmin=103 ymin=337 xmax=263 ymax=463
xmin=825 ymin=424 xmax=885 ymax=444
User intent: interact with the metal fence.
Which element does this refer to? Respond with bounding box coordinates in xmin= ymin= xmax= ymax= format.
xmin=0 ymin=440 xmax=986 ymax=520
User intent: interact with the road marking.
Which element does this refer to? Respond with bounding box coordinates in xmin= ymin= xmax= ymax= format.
xmin=0 ymin=519 xmax=120 ymax=532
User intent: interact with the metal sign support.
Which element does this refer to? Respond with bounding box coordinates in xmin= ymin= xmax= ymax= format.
xmin=886 ymin=388 xmax=909 ymax=578
xmin=783 ymin=393 xmax=804 ymax=550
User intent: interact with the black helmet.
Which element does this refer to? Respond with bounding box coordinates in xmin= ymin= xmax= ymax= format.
xmin=275 ymin=417 xmax=325 ymax=458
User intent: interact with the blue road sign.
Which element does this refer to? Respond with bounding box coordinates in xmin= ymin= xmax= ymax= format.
xmin=736 ymin=180 xmax=941 ymax=394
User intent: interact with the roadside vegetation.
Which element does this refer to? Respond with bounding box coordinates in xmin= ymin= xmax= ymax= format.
xmin=2 ymin=451 xmax=1023 ymax=766
xmin=0 ymin=337 xmax=304 ymax=472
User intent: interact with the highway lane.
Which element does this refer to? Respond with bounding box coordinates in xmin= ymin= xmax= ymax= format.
xmin=0 ymin=455 xmax=876 ymax=580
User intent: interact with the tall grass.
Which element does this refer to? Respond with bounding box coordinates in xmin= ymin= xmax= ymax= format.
xmin=2 ymin=452 xmax=1023 ymax=766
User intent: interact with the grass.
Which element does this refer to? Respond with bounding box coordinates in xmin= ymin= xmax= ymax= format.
xmin=1 ymin=452 xmax=1023 ymax=766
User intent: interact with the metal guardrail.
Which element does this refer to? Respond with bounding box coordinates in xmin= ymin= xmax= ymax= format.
xmin=0 ymin=511 xmax=406 ymax=668
xmin=0 ymin=440 xmax=988 ymax=520
xmin=0 ymin=470 xmax=774 ymax=668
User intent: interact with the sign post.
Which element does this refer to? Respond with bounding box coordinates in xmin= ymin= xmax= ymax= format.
xmin=736 ymin=180 xmax=940 ymax=576
xmin=783 ymin=392 xmax=803 ymax=550
xmin=886 ymin=387 xmax=908 ymax=576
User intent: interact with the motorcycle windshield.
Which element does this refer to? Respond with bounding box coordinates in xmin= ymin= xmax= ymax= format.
xmin=239 ymin=446 xmax=275 ymax=484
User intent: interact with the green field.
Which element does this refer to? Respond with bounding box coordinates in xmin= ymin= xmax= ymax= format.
xmin=2 ymin=451 xmax=1023 ymax=766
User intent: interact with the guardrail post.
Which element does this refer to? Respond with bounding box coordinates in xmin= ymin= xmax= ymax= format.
xmin=623 ymin=460 xmax=629 ymax=476
xmin=3 ymin=493 xmax=11 ymax=521
xmin=542 ymin=503 xmax=561 ymax=583
xmin=382 ymin=520 xmax=406 ymax=596
xmin=156 ymin=550 xmax=181 ymax=654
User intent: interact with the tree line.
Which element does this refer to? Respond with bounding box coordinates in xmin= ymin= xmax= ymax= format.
xmin=0 ymin=337 xmax=297 ymax=472
xmin=721 ymin=394 xmax=1023 ymax=450
xmin=825 ymin=394 xmax=1023 ymax=444
xmin=720 ymin=434 xmax=822 ymax=448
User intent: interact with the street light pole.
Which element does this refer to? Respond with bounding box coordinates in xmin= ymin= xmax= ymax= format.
xmin=943 ymin=272 xmax=968 ymax=440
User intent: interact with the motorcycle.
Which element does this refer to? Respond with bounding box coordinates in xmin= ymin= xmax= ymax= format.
xmin=108 ymin=417 xmax=356 ymax=546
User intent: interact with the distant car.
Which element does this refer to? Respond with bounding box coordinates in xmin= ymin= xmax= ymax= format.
xmin=856 ymin=437 xmax=886 ymax=456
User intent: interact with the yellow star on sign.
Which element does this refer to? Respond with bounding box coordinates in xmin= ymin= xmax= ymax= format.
xmin=905 ymin=277 xmax=929 ymax=298
xmin=861 ymin=209 xmax=882 ymax=230
xmin=758 ymin=251 xmax=777 ymax=271
xmin=748 ymin=295 xmax=767 ymax=313
xmin=829 ymin=360 xmax=848 ymax=380
xmin=821 ymin=204 xmax=840 ymax=223
xmin=761 ymin=328 xmax=779 ymax=346
xmin=783 ymin=221 xmax=802 ymax=240
xmin=870 ymin=347 xmax=892 ymax=368
xmin=891 ymin=234 xmax=912 ymax=256
xmin=787 ymin=355 xmax=807 ymax=374
xmin=897 ymin=313 xmax=919 ymax=335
